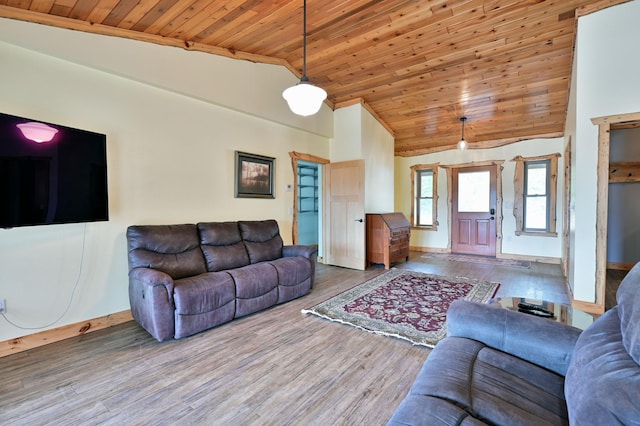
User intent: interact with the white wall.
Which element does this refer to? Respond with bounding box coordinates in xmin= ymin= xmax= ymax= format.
xmin=395 ymin=138 xmax=564 ymax=259
xmin=0 ymin=19 xmax=332 ymax=341
xmin=332 ymin=104 xmax=395 ymax=213
xmin=362 ymin=108 xmax=395 ymax=213
xmin=568 ymin=0 xmax=640 ymax=302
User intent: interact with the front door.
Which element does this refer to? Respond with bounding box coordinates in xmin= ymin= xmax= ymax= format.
xmin=451 ymin=165 xmax=497 ymax=256
xmin=324 ymin=159 xmax=366 ymax=270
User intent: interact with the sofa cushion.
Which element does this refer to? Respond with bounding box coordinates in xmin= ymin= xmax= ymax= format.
xmin=616 ymin=261 xmax=640 ymax=365
xmin=197 ymin=222 xmax=250 ymax=272
xmin=268 ymin=257 xmax=312 ymax=303
xmin=565 ymin=307 xmax=640 ymax=425
xmin=226 ymin=263 xmax=279 ymax=318
xmin=387 ymin=395 xmax=489 ymax=425
xmin=238 ymin=220 xmax=283 ymax=263
xmin=127 ymin=224 xmax=206 ymax=279
xmin=173 ymin=272 xmax=236 ymax=339
xmin=408 ymin=337 xmax=568 ymax=426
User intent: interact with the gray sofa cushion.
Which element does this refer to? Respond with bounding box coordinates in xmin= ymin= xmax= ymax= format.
xmin=198 ymin=222 xmax=250 ymax=272
xmin=238 ymin=220 xmax=283 ymax=263
xmin=388 ymin=394 xmax=489 ymax=425
xmin=226 ymin=263 xmax=279 ymax=318
xmin=127 ymin=224 xmax=206 ymax=279
xmin=173 ymin=272 xmax=236 ymax=339
xmin=565 ymin=307 xmax=640 ymax=425
xmin=616 ymin=261 xmax=640 ymax=364
xmin=269 ymin=257 xmax=312 ymax=303
xmin=404 ymin=337 xmax=568 ymax=426
xmin=446 ymin=300 xmax=580 ymax=376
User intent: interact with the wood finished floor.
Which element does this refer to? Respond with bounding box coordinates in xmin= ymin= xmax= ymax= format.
xmin=0 ymin=253 xmax=568 ymax=425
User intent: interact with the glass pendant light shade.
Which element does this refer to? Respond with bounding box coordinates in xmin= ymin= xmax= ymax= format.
xmin=283 ymin=79 xmax=327 ymax=116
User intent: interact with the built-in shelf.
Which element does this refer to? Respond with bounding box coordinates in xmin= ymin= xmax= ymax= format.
xmin=609 ymin=161 xmax=640 ymax=183
xmin=298 ymin=165 xmax=318 ymax=213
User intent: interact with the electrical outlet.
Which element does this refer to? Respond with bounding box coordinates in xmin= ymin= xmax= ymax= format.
xmin=0 ymin=299 xmax=5 ymax=314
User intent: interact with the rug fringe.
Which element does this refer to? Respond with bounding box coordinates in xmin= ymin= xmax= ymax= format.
xmin=301 ymin=309 xmax=434 ymax=348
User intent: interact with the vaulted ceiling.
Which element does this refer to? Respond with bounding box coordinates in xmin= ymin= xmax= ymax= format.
xmin=0 ymin=0 xmax=629 ymax=156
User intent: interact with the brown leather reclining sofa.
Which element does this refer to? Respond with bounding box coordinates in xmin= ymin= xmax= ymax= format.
xmin=126 ymin=220 xmax=317 ymax=341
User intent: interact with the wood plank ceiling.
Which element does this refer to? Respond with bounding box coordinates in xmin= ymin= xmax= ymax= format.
xmin=0 ymin=0 xmax=629 ymax=156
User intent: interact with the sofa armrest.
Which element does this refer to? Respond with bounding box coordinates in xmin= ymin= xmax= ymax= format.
xmin=446 ymin=300 xmax=582 ymax=376
xmin=128 ymin=267 xmax=176 ymax=342
xmin=283 ymin=244 xmax=317 ymax=260
xmin=129 ymin=267 xmax=175 ymax=302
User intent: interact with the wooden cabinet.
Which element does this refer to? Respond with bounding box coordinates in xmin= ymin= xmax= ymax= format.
xmin=366 ymin=213 xmax=411 ymax=269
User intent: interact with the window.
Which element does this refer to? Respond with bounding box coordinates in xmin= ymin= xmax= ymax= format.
xmin=411 ymin=164 xmax=438 ymax=229
xmin=512 ymin=154 xmax=559 ymax=236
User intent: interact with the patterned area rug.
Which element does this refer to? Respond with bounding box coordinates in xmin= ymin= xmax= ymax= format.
xmin=421 ymin=252 xmax=531 ymax=268
xmin=302 ymin=269 xmax=500 ymax=348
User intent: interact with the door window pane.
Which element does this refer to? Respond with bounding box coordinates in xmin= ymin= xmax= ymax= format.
xmin=458 ymin=171 xmax=489 ymax=212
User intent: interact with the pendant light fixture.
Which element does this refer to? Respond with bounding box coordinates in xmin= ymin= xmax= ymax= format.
xmin=457 ymin=116 xmax=468 ymax=151
xmin=16 ymin=121 xmax=58 ymax=143
xmin=282 ymin=0 xmax=327 ymax=116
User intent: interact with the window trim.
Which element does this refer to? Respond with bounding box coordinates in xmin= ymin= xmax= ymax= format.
xmin=512 ymin=154 xmax=559 ymax=237
xmin=410 ymin=163 xmax=439 ymax=230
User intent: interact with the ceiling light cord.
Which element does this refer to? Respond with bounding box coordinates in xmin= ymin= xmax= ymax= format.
xmin=282 ymin=0 xmax=327 ymax=116
xmin=302 ymin=0 xmax=308 ymax=80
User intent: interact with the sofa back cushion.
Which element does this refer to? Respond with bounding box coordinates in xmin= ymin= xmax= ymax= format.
xmin=127 ymin=224 xmax=206 ymax=280
xmin=197 ymin=222 xmax=250 ymax=272
xmin=565 ymin=307 xmax=640 ymax=424
xmin=238 ymin=220 xmax=283 ymax=263
xmin=616 ymin=261 xmax=640 ymax=365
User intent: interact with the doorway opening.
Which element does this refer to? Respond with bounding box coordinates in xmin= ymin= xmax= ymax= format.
xmin=602 ymin=121 xmax=640 ymax=309
xmin=289 ymin=152 xmax=329 ymax=260
xmin=592 ymin=112 xmax=640 ymax=312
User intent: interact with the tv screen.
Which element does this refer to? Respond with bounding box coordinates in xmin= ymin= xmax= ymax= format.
xmin=0 ymin=112 xmax=108 ymax=228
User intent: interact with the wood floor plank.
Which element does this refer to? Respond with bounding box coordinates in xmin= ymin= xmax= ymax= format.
xmin=0 ymin=253 xmax=567 ymax=425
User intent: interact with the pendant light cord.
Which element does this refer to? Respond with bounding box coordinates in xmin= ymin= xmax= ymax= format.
xmin=302 ymin=0 xmax=308 ymax=81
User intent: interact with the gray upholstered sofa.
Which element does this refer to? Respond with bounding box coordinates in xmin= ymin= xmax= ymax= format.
xmin=388 ymin=262 xmax=640 ymax=425
xmin=127 ymin=220 xmax=316 ymax=342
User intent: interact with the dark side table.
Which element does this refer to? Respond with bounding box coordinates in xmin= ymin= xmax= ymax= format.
xmin=489 ymin=297 xmax=600 ymax=330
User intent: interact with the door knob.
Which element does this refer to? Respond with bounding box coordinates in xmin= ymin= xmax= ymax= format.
xmin=355 ymin=218 xmax=363 ymax=222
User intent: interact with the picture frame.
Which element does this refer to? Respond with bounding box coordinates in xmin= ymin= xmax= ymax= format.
xmin=234 ymin=151 xmax=275 ymax=199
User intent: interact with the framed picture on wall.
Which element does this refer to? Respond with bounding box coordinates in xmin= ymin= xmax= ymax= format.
xmin=234 ymin=151 xmax=275 ymax=198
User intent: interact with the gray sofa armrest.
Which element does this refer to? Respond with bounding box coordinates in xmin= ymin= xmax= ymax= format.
xmin=446 ymin=299 xmax=582 ymax=376
xmin=283 ymin=244 xmax=317 ymax=260
xmin=130 ymin=268 xmax=175 ymax=303
xmin=128 ymin=267 xmax=176 ymax=342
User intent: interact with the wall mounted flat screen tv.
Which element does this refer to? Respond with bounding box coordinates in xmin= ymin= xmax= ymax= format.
xmin=0 ymin=112 xmax=108 ymax=228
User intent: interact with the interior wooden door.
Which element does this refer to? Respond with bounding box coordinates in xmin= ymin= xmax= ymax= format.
xmin=451 ymin=165 xmax=497 ymax=256
xmin=324 ymin=159 xmax=365 ymax=270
